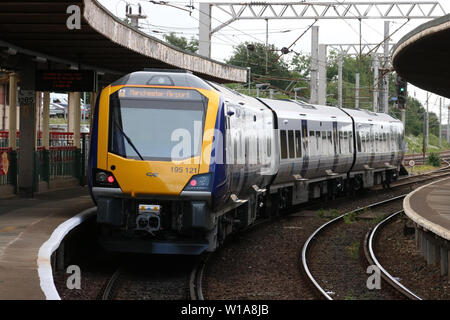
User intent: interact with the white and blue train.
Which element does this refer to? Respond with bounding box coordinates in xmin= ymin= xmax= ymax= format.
xmin=90 ymin=70 xmax=406 ymax=254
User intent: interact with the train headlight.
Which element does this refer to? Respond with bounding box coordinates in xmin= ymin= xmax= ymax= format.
xmin=183 ymin=173 xmax=212 ymax=192
xmin=94 ymin=169 xmax=119 ymax=188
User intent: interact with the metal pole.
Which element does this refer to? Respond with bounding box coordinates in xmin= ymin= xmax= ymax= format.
xmin=42 ymin=92 xmax=50 ymax=149
xmin=439 ymin=97 xmax=442 ymax=149
xmin=310 ymin=26 xmax=319 ymax=104
xmin=338 ymin=55 xmax=343 ymax=108
xmin=426 ymin=92 xmax=429 ymax=148
xmin=8 ymin=73 xmax=17 ymax=150
xmin=383 ymin=21 xmax=390 ymax=114
xmin=265 ymin=19 xmax=269 ymax=75
xmin=423 ymin=114 xmax=426 ymax=160
xmin=447 ymin=105 xmax=450 ymax=143
xmin=247 ymin=67 xmax=251 ymax=95
xmin=355 ymin=73 xmax=360 ymax=110
xmin=318 ymin=44 xmax=327 ymax=105
xmin=198 ymin=3 xmax=212 ymax=58
xmin=373 ymin=54 xmax=379 ymax=112
xmin=401 ymin=109 xmax=406 ymax=128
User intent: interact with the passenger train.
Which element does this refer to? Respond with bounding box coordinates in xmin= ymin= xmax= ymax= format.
xmin=89 ymin=70 xmax=406 ymax=255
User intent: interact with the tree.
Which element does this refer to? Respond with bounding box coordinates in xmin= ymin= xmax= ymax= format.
xmin=226 ymin=42 xmax=291 ymax=89
xmin=163 ymin=32 xmax=198 ymax=53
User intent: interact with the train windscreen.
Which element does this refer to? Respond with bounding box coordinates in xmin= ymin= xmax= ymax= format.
xmin=109 ymin=87 xmax=207 ymax=161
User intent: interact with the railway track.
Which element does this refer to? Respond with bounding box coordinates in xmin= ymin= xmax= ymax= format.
xmin=301 ymin=195 xmax=420 ymax=300
xmin=403 ymin=150 xmax=450 ymax=166
xmin=383 ymin=158 xmax=450 ymax=190
xmin=365 ymin=211 xmax=422 ymax=300
xmin=101 ymin=255 xmax=199 ymax=300
xmin=97 ymin=161 xmax=449 ymax=301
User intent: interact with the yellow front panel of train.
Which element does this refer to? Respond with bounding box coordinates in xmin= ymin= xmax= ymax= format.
xmin=107 ymin=153 xmax=200 ymax=196
xmin=96 ymin=85 xmax=220 ymax=197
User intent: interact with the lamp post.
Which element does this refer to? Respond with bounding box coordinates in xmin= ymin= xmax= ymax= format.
xmin=256 ymin=83 xmax=270 ymax=98
xmin=294 ymin=87 xmax=307 ymax=101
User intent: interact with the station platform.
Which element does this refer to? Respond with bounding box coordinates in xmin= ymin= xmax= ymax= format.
xmin=404 ymin=177 xmax=450 ymax=275
xmin=0 ymin=187 xmax=94 ymax=299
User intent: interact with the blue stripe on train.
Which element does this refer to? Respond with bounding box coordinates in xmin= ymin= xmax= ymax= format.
xmin=209 ymin=98 xmax=228 ymax=206
xmin=88 ymin=93 xmax=101 ymax=194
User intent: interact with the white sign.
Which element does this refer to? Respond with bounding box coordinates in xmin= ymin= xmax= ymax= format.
xmin=409 ymin=160 xmax=415 ymax=167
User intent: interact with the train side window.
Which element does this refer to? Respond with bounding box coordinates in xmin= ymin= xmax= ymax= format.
xmin=302 ymin=127 xmax=309 ymax=155
xmin=374 ymin=132 xmax=378 ymax=152
xmin=280 ymin=130 xmax=288 ymax=159
xmin=361 ymin=132 xmax=365 ymax=153
xmin=267 ymin=136 xmax=271 ymax=158
xmin=327 ymin=131 xmax=332 ymax=155
xmin=322 ymin=131 xmax=327 ymax=154
xmin=339 ymin=131 xmax=343 ymax=154
xmin=309 ymin=131 xmax=315 ymax=156
xmin=295 ymin=130 xmax=302 ymax=158
xmin=343 ymin=131 xmax=348 ymax=153
xmin=349 ymin=131 xmax=353 ymax=153
xmin=288 ymin=130 xmax=295 ymax=158
xmin=256 ymin=136 xmax=260 ymax=165
xmin=387 ymin=133 xmax=390 ymax=151
xmin=356 ymin=131 xmax=361 ymax=152
xmin=366 ymin=132 xmax=370 ymax=153
xmin=316 ymin=131 xmax=321 ymax=153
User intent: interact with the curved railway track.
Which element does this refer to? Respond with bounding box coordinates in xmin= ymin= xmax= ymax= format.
xmin=365 ymin=211 xmax=422 ymax=300
xmin=301 ymin=195 xmax=416 ymax=300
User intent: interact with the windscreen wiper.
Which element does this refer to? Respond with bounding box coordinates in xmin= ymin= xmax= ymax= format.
xmin=114 ymin=120 xmax=144 ymax=160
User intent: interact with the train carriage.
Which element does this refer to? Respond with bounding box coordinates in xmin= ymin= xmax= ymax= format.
xmin=89 ymin=70 xmax=406 ymax=255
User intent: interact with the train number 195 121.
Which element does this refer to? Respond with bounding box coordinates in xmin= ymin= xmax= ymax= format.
xmin=171 ymin=167 xmax=198 ymax=174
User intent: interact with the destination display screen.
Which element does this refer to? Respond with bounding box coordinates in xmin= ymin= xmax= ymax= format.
xmin=118 ymin=87 xmax=202 ymax=101
xmin=36 ymin=70 xmax=96 ymax=92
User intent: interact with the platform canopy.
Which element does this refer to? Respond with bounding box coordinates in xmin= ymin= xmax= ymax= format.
xmin=0 ymin=0 xmax=246 ymax=84
xmin=392 ymin=14 xmax=450 ymax=98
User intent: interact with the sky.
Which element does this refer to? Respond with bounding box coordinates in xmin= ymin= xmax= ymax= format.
xmin=98 ymin=0 xmax=450 ymax=124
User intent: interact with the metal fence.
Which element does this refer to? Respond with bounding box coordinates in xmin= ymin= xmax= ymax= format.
xmin=0 ymin=131 xmax=90 ymax=192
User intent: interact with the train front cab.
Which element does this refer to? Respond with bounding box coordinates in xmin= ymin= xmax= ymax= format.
xmin=90 ymin=77 xmax=224 ymax=255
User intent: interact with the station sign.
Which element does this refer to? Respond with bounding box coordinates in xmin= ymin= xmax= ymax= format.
xmin=35 ymin=70 xmax=97 ymax=92
xmin=18 ymin=89 xmax=35 ymax=105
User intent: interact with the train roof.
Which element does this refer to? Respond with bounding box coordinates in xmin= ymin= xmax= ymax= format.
xmin=342 ymin=108 xmax=403 ymax=126
xmin=259 ymin=98 xmax=351 ymax=123
xmin=110 ymin=71 xmax=213 ymax=90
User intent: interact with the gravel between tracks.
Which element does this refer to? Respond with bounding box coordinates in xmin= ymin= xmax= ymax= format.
xmin=204 ymin=172 xmax=446 ymax=300
xmin=204 ymin=187 xmax=410 ymax=300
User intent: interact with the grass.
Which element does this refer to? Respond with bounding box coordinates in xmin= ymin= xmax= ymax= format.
xmin=317 ymin=208 xmax=341 ymax=219
xmin=405 ymin=133 xmax=450 ymax=154
xmin=346 ymin=242 xmax=360 ymax=260
xmin=406 ymin=164 xmax=437 ymax=175
xmin=343 ymin=211 xmax=357 ymax=224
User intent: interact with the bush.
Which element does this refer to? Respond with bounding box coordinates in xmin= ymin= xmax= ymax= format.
xmin=426 ymin=152 xmax=441 ymax=167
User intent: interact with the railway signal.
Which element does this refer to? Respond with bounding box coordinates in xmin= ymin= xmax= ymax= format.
xmin=395 ymin=75 xmax=408 ymax=109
